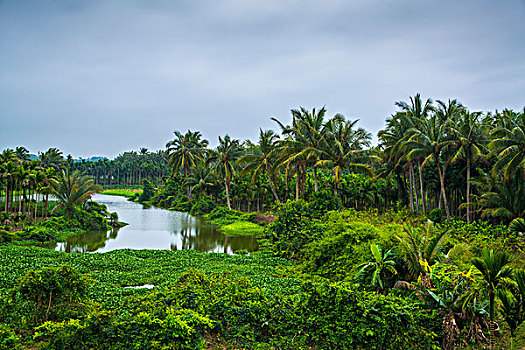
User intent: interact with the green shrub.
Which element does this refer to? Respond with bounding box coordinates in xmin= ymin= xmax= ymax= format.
xmin=0 ymin=230 xmax=15 ymax=244
xmin=139 ymin=179 xmax=155 ymax=202
xmin=190 ymin=196 xmax=217 ymax=215
xmin=428 ymin=208 xmax=443 ymax=223
xmin=310 ymin=189 xmax=342 ymax=213
xmin=0 ymin=323 xmax=19 ymax=350
xmin=17 ymin=226 xmax=56 ymax=242
xmin=12 ymin=265 xmax=93 ymax=325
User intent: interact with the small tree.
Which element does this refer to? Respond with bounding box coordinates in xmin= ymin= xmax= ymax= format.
xmin=497 ymin=270 xmax=525 ymax=350
xmin=355 ymin=243 xmax=397 ymax=292
xmin=139 ymin=179 xmax=155 ymax=202
xmin=471 ymin=249 xmax=514 ymax=350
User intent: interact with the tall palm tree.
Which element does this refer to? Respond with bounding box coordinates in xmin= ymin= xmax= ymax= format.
xmin=395 ymin=94 xmax=434 ymax=213
xmin=15 ymin=146 xmax=30 ymax=162
xmin=39 ymin=147 xmax=64 ymax=169
xmin=489 ymin=110 xmax=525 ymax=180
xmin=471 ymin=249 xmax=514 ymax=350
xmin=51 ymin=168 xmax=101 ymax=218
xmin=166 ymin=130 xmax=208 ymax=201
xmin=316 ymin=115 xmax=375 ymax=194
xmin=238 ymin=129 xmax=281 ymax=202
xmin=450 ymin=110 xmax=487 ymax=222
xmin=209 ymin=135 xmax=243 ymax=210
xmin=406 ymin=114 xmax=454 ymax=219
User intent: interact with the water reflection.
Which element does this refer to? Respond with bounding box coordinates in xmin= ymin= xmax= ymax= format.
xmin=53 ymin=194 xmax=259 ymax=254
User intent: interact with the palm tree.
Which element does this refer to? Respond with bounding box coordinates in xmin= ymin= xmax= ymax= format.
xmin=209 ymin=135 xmax=243 ymax=210
xmin=184 ymin=162 xmax=214 ymax=198
xmin=15 ymin=146 xmax=30 ymax=162
xmin=471 ymin=249 xmax=514 ymax=350
xmin=238 ymin=129 xmax=281 ymax=202
xmin=316 ymin=115 xmax=375 ymax=195
xmin=166 ymin=130 xmax=208 ymax=201
xmin=450 ymin=110 xmax=487 ymax=222
xmin=39 ymin=147 xmax=64 ymax=169
xmin=489 ymin=110 xmax=525 ymax=180
xmin=406 ymin=114 xmax=454 ymax=219
xmin=395 ymin=94 xmax=434 ymax=213
xmin=472 ymin=170 xmax=525 ymax=222
xmin=355 ymin=243 xmax=397 ymax=292
xmin=497 ymin=269 xmax=524 ymax=350
xmin=396 ymin=221 xmax=450 ymax=280
xmin=51 ymin=168 xmax=101 ymax=218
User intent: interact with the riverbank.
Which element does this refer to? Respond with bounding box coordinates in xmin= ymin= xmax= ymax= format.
xmin=101 ymin=188 xmax=143 ymax=198
xmin=102 ymin=188 xmax=267 ymax=237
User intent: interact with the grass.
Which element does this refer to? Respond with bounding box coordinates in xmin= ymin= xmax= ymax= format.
xmin=101 ymin=189 xmax=143 ymax=198
xmin=219 ymin=221 xmax=265 ymax=236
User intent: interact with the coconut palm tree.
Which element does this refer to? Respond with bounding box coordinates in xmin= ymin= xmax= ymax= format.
xmin=238 ymin=129 xmax=281 ymax=202
xmin=39 ymin=147 xmax=64 ymax=169
xmin=395 ymin=93 xmax=434 ymax=213
xmin=51 ymin=168 xmax=101 ymax=218
xmin=166 ymin=130 xmax=208 ymax=201
xmin=316 ymin=115 xmax=375 ymax=195
xmin=471 ymin=249 xmax=514 ymax=350
xmin=450 ymin=110 xmax=487 ymax=222
xmin=406 ymin=114 xmax=454 ymax=219
xmin=489 ymin=110 xmax=525 ymax=180
xmin=209 ymin=135 xmax=243 ymax=210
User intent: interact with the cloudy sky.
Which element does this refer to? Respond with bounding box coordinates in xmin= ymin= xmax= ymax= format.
xmin=1 ymin=0 xmax=524 ymax=158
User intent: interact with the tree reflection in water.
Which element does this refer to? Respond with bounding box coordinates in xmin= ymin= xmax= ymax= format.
xmin=52 ymin=194 xmax=259 ymax=254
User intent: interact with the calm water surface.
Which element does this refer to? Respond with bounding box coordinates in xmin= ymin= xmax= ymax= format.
xmin=54 ymin=194 xmax=259 ymax=254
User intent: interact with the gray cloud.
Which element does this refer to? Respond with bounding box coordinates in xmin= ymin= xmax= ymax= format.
xmin=1 ymin=0 xmax=524 ymax=157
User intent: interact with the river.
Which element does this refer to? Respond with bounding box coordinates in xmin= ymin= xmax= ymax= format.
xmin=53 ymin=194 xmax=259 ymax=254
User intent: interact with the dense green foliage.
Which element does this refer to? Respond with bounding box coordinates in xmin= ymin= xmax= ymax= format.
xmin=0 ymin=246 xmax=440 ymax=349
xmin=1 ymin=96 xmax=524 ymax=348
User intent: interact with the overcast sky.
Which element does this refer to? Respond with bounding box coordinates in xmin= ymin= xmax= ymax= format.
xmin=1 ymin=0 xmax=524 ymax=158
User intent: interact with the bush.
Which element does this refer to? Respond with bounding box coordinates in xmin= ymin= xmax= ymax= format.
xmin=12 ymin=265 xmax=93 ymax=325
xmin=0 ymin=230 xmax=15 ymax=244
xmin=0 ymin=323 xmax=19 ymax=350
xmin=190 ymin=196 xmax=217 ymax=215
xmin=266 ymin=200 xmax=321 ymax=260
xmin=310 ymin=189 xmax=342 ymax=213
xmin=139 ymin=179 xmax=155 ymax=202
xmin=428 ymin=208 xmax=443 ymax=223
xmin=17 ymin=226 xmax=56 ymax=242
xmin=34 ymin=308 xmax=213 ymax=350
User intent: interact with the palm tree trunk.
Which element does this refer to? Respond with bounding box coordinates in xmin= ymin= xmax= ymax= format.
xmin=313 ymin=166 xmax=318 ymax=192
xmin=466 ymin=155 xmax=471 ymax=223
xmin=436 ymin=159 xmax=451 ymax=220
xmin=295 ymin=164 xmax=299 ymax=200
xmin=411 ymin=163 xmax=419 ymax=212
xmin=408 ymin=168 xmax=414 ymax=211
xmin=301 ymin=163 xmax=306 ymax=196
xmin=45 ymin=194 xmax=49 ymax=218
xmin=265 ymin=164 xmax=280 ymax=202
xmin=418 ymin=160 xmax=426 ymax=215
xmin=225 ymin=175 xmax=232 ymax=210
